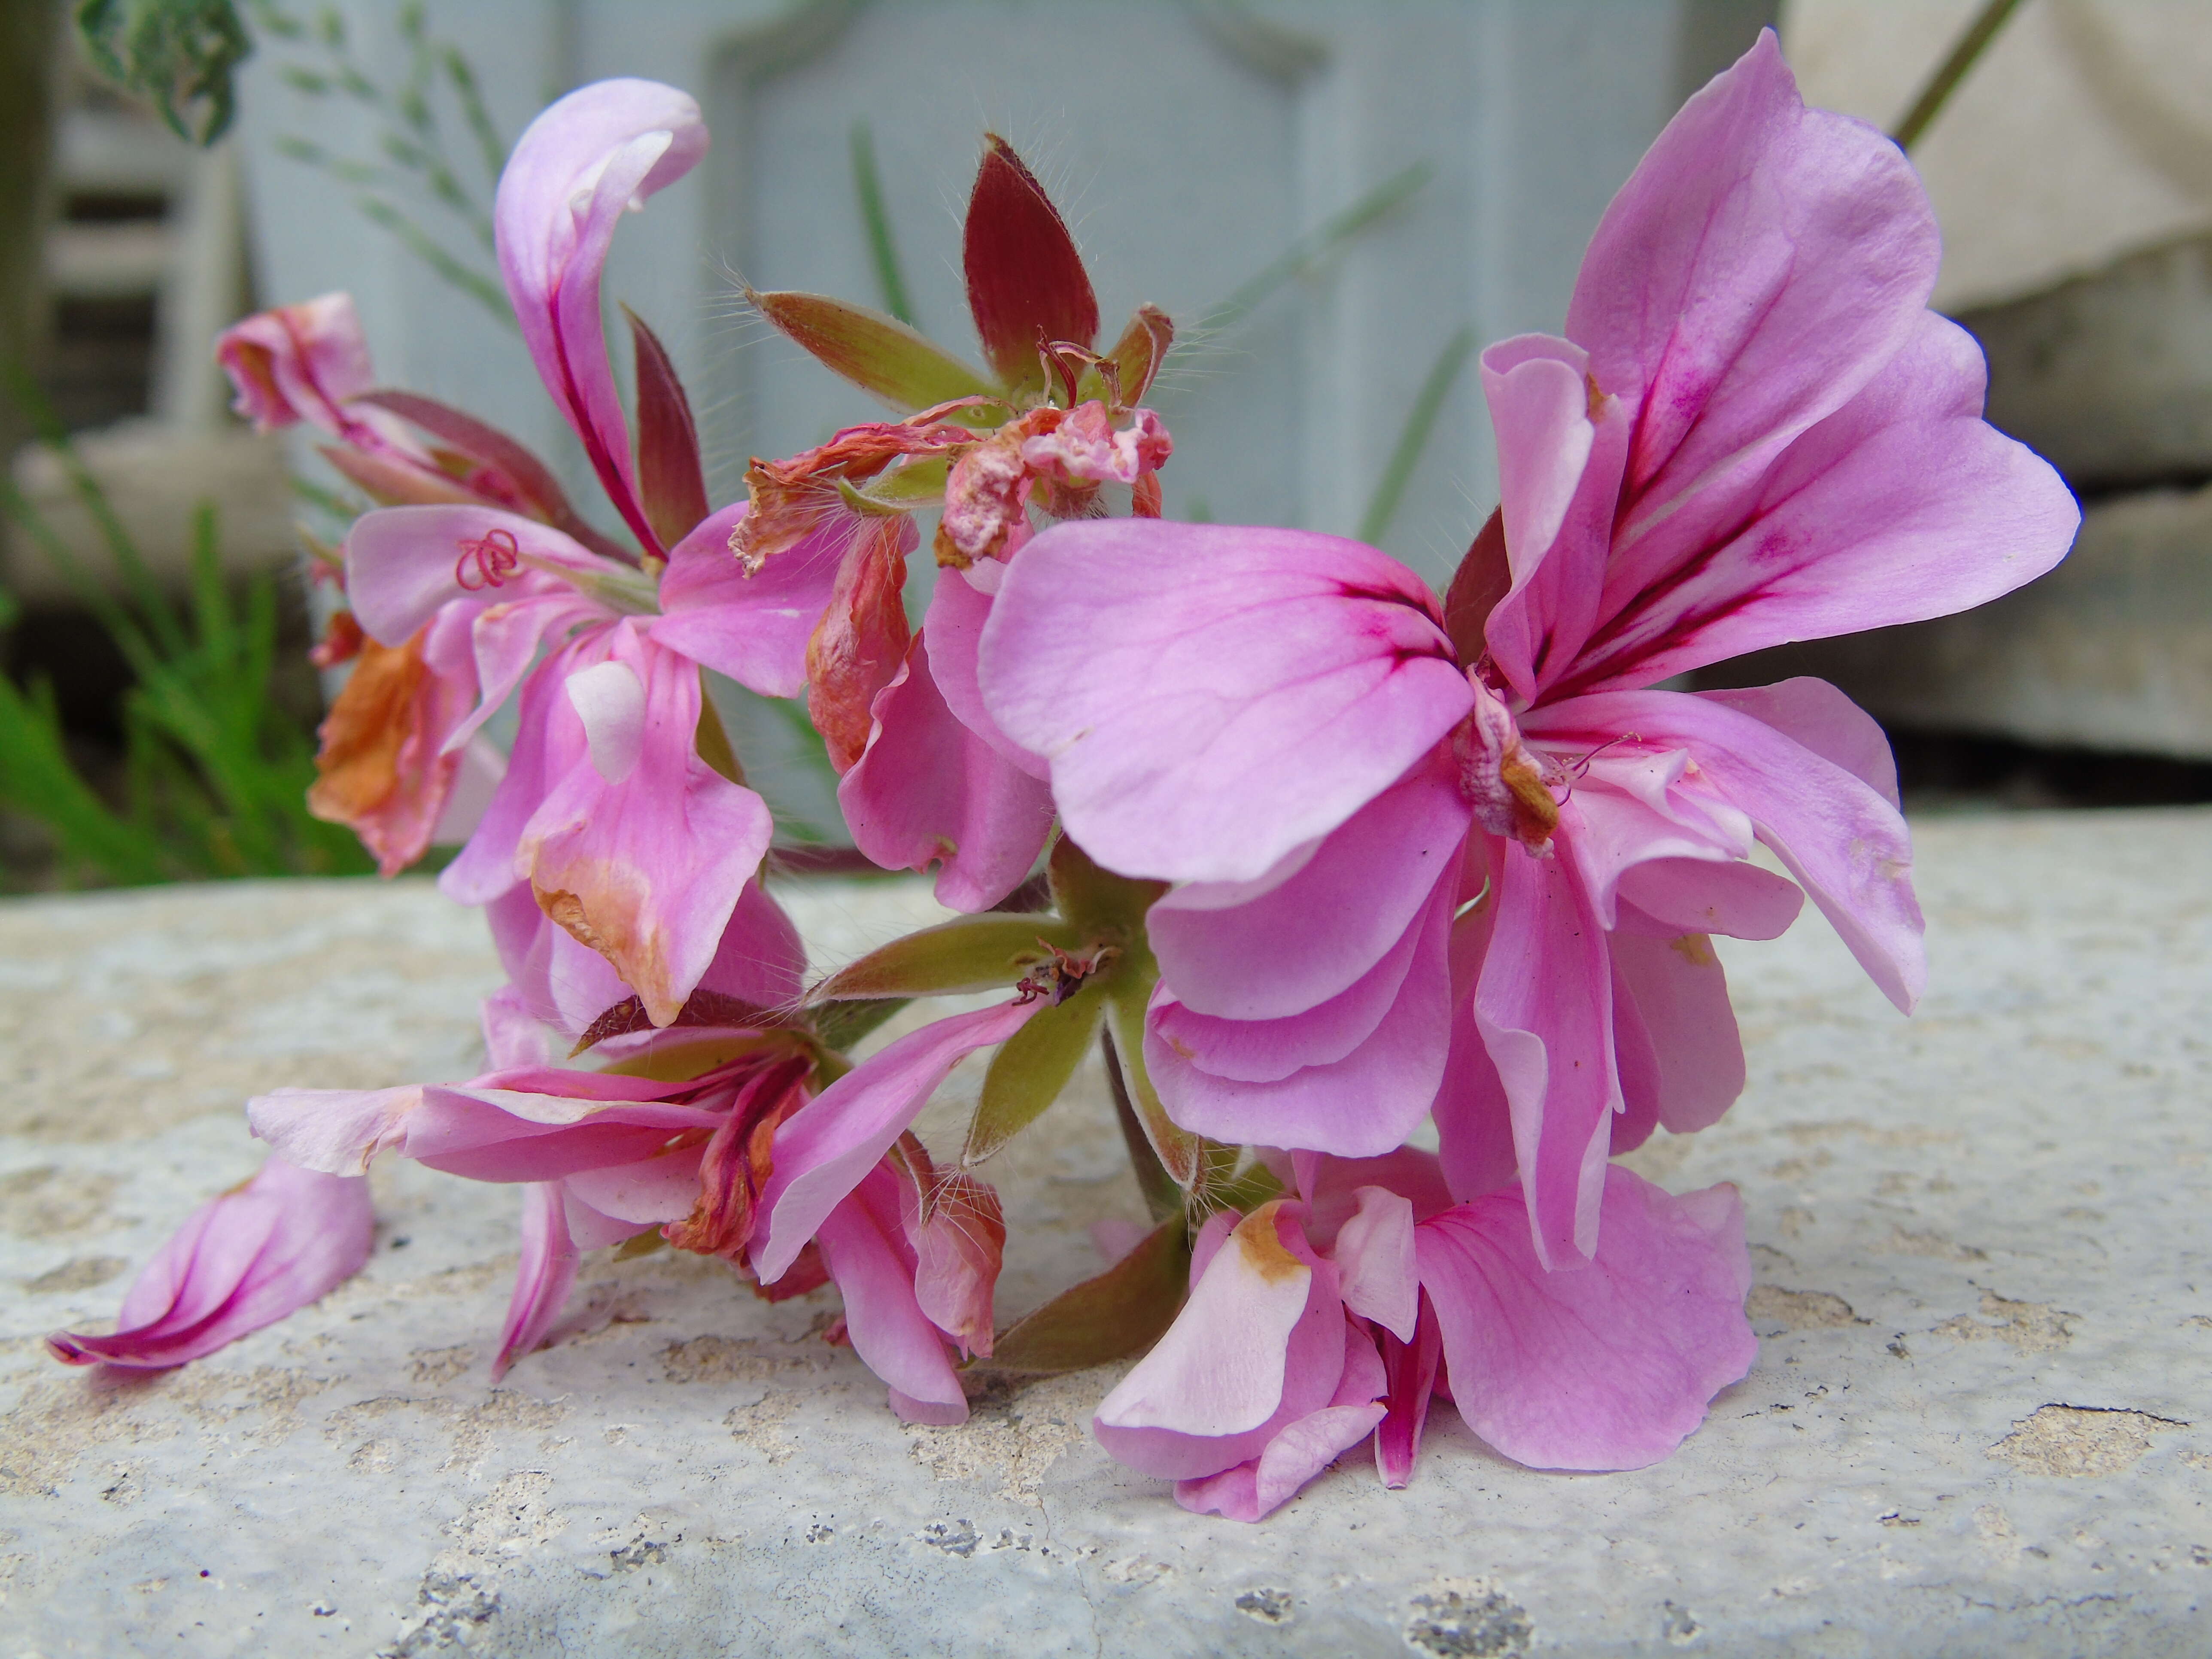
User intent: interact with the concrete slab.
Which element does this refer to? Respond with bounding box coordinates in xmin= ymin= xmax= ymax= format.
xmin=2 ymin=814 xmax=2208 ymax=1656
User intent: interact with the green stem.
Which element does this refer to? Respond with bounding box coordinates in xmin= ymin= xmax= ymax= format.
xmin=849 ymin=122 xmax=916 ymax=327
xmin=1891 ymin=0 xmax=2028 ymax=152
xmin=1102 ymin=1028 xmax=1184 ymax=1224
xmin=1358 ymin=325 xmax=1476 ymax=546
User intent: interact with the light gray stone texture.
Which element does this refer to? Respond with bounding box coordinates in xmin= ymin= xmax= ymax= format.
xmin=3 ymin=811 xmax=2210 ymax=1656
xmin=1963 ymin=232 xmax=2212 ymax=496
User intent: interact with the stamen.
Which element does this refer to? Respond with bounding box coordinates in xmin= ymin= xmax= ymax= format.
xmin=455 ymin=526 xmax=522 ymax=591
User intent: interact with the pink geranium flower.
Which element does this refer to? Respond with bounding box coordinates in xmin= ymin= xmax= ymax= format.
xmin=977 ymin=31 xmax=2078 ymax=1265
xmin=1094 ymin=1150 xmax=1753 ymax=1520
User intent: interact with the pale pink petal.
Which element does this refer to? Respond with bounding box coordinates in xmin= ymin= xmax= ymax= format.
xmin=1333 ymin=1187 xmax=1418 ymax=1342
xmin=1567 ymin=31 xmax=1942 ymax=608
xmin=495 ymin=79 xmax=707 ymax=553
xmin=1572 ymin=312 xmax=2078 ymax=692
xmin=343 ymin=505 xmax=614 ymax=649
xmin=1611 ymin=931 xmax=1747 ymax=1135
xmin=479 ymin=984 xmax=556 ymax=1070
xmin=249 ymin=1078 xmax=724 ymax=1181
xmin=1414 ymin=1167 xmax=1756 ymax=1471
xmin=1148 ymin=870 xmax=1436 ymax=1081
xmin=1147 ymin=757 xmax=1469 ymax=1020
xmin=517 ymin=624 xmax=775 ymax=1024
xmin=899 ymin=1158 xmax=1005 ymax=1360
xmin=562 ymin=1146 xmax=706 ymax=1223
xmin=492 ymin=1181 xmax=581 ymax=1380
xmin=1608 ymin=948 xmax=1663 ymax=1156
xmin=1094 ymin=1205 xmax=1345 ymax=1480
xmin=1530 ymin=690 xmax=1923 ymax=1010
xmin=48 ymin=1158 xmax=374 ymax=1370
xmin=754 ymin=1000 xmax=1042 ymax=1283
xmin=1473 ymin=827 xmax=1619 ymax=1267
xmin=1292 ymin=1148 xmax=1455 ymax=1245
xmin=1556 ymin=750 xmax=1757 ymax=929
xmin=837 ymin=634 xmax=1055 ymax=913
xmin=978 ymin=520 xmax=1472 ymax=884
xmin=648 ymin=504 xmax=844 ymax=697
xmin=816 ymin=1166 xmax=967 ymax=1425
xmin=440 ymin=636 xmax=591 ymax=907
xmin=1477 ymin=334 xmax=1630 ymax=700
xmin=1432 ymin=884 xmax=1519 ymax=1203
xmin=921 ymin=564 xmax=1047 ymax=779
xmin=1146 ymin=868 xmax=1455 ymax=1158
xmin=214 ymin=293 xmax=415 ymax=456
xmin=1174 ymin=1328 xmax=1388 ymax=1521
xmin=1698 ymin=678 xmax=1899 ymax=807
xmin=1614 ymin=860 xmax=1804 ymax=942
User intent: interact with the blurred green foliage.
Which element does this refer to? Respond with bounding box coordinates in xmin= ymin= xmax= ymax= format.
xmin=0 ymin=368 xmax=371 ymax=889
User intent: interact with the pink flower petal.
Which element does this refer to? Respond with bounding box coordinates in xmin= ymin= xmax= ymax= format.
xmin=1610 ymin=931 xmax=1746 ymax=1134
xmin=1333 ymin=1187 xmax=1418 ymax=1343
xmin=921 ymin=565 xmax=1048 ymax=779
xmin=1094 ymin=1204 xmax=1345 ymax=1480
xmin=755 ymin=1000 xmax=1042 ymax=1283
xmin=1147 ymin=757 xmax=1470 ymax=1020
xmin=837 ymin=634 xmax=1055 ymax=913
xmin=1698 ymin=677 xmax=1899 ymax=807
xmin=495 ymin=79 xmax=707 ymax=553
xmin=1374 ymin=1298 xmax=1442 ymax=1489
xmin=517 ymin=624 xmax=775 ymax=1024
xmin=978 ymin=520 xmax=1472 ymax=884
xmin=1473 ymin=828 xmax=1619 ymax=1267
xmin=48 ymin=1157 xmax=374 ymax=1370
xmin=1573 ymin=312 xmax=2078 ymax=693
xmin=816 ymin=1165 xmax=967 ymax=1425
xmin=1477 ymin=334 xmax=1631 ymax=701
xmin=648 ymin=504 xmax=844 ymax=698
xmin=1414 ymin=1167 xmax=1756 ymax=1471
xmin=1146 ymin=866 xmax=1455 ymax=1158
xmin=1567 ymin=31 xmax=1942 ymax=609
xmin=1174 ymin=1327 xmax=1388 ymax=1521
xmin=343 ymin=505 xmax=614 ymax=650
xmin=492 ymin=1181 xmax=581 ymax=1380
xmin=1531 ymin=689 xmax=1923 ymax=1010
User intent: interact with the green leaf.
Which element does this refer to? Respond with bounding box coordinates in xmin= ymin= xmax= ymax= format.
xmin=811 ymin=915 xmax=1081 ymax=1003
xmin=965 ymin=984 xmax=1107 ymax=1166
xmin=978 ymin=1214 xmax=1190 ymax=1374
xmin=1047 ymin=835 xmax=1165 ymax=940
xmin=76 ymin=0 xmax=254 ymax=146
xmin=749 ymin=289 xmax=994 ymax=414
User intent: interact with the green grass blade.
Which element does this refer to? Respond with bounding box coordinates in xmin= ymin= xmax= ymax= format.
xmin=1358 ymin=325 xmax=1476 ymax=547
xmin=1199 ymin=161 xmax=1432 ymax=334
xmin=850 ymin=122 xmax=917 ymax=328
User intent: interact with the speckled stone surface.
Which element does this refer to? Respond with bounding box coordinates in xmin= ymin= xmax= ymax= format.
xmin=2 ymin=811 xmax=2209 ymax=1657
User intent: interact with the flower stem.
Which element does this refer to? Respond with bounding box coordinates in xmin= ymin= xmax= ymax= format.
xmin=1101 ymin=1028 xmax=1183 ymax=1224
xmin=1891 ymin=0 xmax=2027 ymax=152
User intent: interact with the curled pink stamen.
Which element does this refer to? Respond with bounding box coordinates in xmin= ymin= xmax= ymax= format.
xmin=455 ymin=527 xmax=522 ymax=591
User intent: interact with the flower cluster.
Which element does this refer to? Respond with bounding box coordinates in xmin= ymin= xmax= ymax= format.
xmin=52 ymin=35 xmax=2075 ymax=1522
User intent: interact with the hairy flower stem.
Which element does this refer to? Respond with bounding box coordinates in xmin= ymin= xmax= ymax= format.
xmin=1101 ymin=1029 xmax=1183 ymax=1224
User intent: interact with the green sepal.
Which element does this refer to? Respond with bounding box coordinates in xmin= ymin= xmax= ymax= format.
xmin=748 ymin=289 xmax=994 ymax=413
xmin=972 ymin=1213 xmax=1190 ymax=1374
xmin=1047 ymin=835 xmax=1166 ymax=941
xmin=809 ymin=915 xmax=1081 ymax=1002
xmin=964 ymin=983 xmax=1108 ymax=1166
xmin=810 ymin=997 xmax=909 ymax=1056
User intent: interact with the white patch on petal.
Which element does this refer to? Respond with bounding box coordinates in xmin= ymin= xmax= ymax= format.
xmin=566 ymin=659 xmax=648 ymax=784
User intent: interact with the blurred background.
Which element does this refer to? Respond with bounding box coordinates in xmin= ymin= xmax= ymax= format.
xmin=2 ymin=0 xmax=2207 ymax=893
